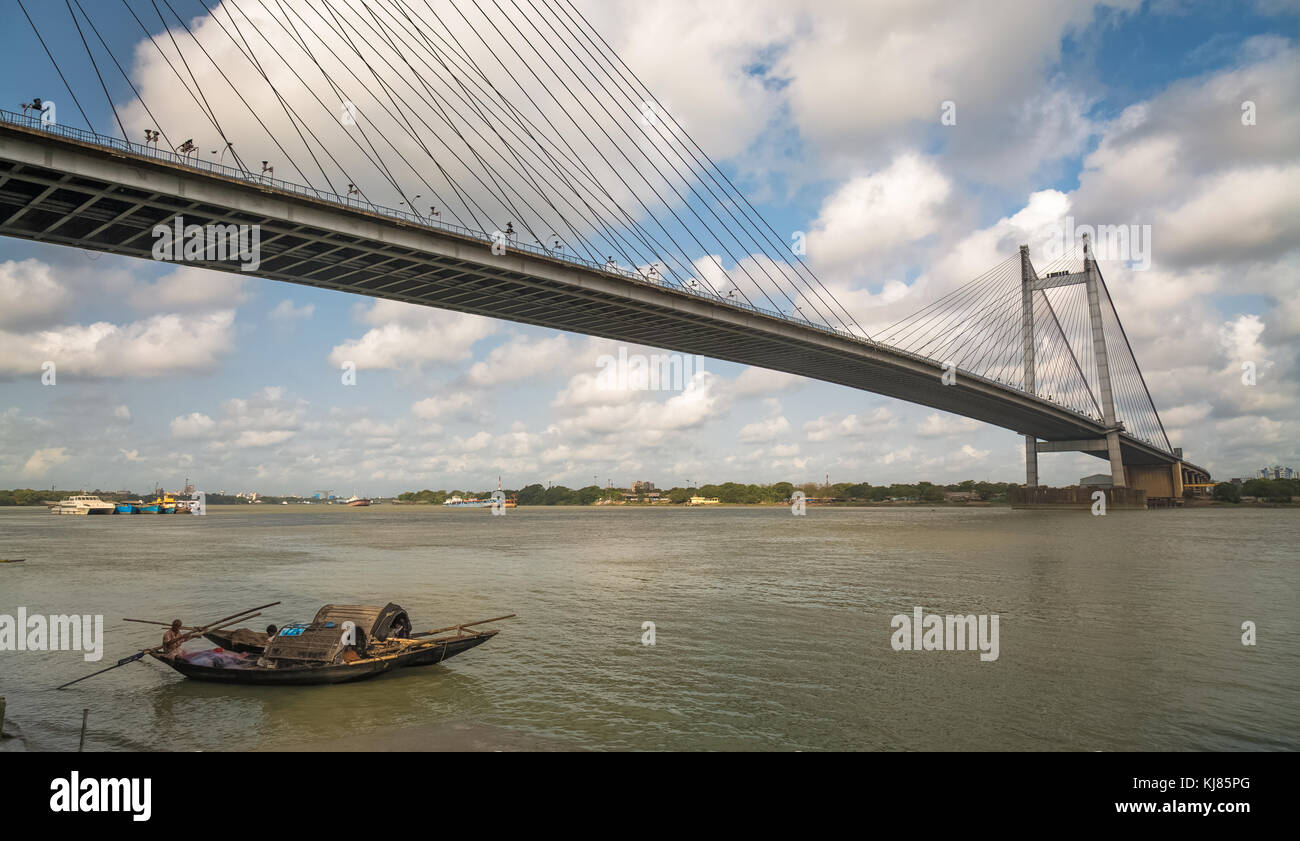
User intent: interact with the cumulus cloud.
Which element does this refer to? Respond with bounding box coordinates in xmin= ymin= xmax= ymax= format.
xmin=738 ymin=414 xmax=791 ymax=444
xmin=731 ymin=366 xmax=807 ymax=398
xmin=330 ymin=301 xmax=496 ymax=370
xmin=0 ymin=259 xmax=70 ymax=329
xmin=128 ymin=266 xmax=250 ymax=312
xmin=465 ymin=334 xmax=574 ymax=386
xmin=22 ymin=447 xmax=70 ymax=477
xmin=269 ymin=299 xmax=315 ymax=321
xmin=0 ymin=311 xmax=237 ymax=378
xmin=412 ymin=391 xmax=478 ymax=420
xmin=171 ymin=412 xmax=218 ymax=439
xmin=806 ymin=154 xmax=953 ymax=273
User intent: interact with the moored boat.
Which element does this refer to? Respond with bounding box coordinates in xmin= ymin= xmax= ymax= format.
xmin=140 ymin=493 xmax=179 ymax=513
xmin=154 ymin=604 xmax=513 ymax=685
xmin=50 ymin=494 xmax=116 ymax=515
xmin=345 ymin=496 xmax=371 ymax=507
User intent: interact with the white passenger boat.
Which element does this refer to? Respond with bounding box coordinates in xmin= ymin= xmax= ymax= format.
xmin=50 ymin=494 xmax=117 ymax=515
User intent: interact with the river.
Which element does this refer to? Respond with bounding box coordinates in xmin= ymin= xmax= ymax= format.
xmin=0 ymin=504 xmax=1295 ymax=751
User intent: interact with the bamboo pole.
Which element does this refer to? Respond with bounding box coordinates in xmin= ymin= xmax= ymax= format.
xmin=124 ymin=601 xmax=280 ymax=634
xmin=123 ymin=619 xmax=205 ymax=630
xmin=412 ymin=614 xmax=515 ymax=638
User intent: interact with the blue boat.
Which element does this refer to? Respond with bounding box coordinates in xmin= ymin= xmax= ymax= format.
xmin=115 ymin=503 xmax=138 ymax=514
xmin=137 ymin=504 xmax=162 ymax=514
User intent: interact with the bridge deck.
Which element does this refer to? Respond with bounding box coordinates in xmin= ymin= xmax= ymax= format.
xmin=0 ymin=118 xmax=1201 ymax=474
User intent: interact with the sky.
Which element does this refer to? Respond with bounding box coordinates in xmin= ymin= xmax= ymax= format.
xmin=0 ymin=0 xmax=1297 ymax=496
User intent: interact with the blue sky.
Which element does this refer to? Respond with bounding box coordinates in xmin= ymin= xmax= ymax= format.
xmin=1 ymin=0 xmax=1297 ymax=495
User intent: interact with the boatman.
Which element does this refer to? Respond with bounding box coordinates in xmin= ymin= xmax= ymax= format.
xmin=161 ymin=619 xmax=187 ymax=659
xmin=265 ymin=624 xmax=278 ymax=645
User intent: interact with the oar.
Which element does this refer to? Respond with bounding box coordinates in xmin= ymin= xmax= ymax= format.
xmin=55 ymin=650 xmax=153 ymax=689
xmin=411 ymin=614 xmax=516 ymax=638
xmin=55 ymin=603 xmax=278 ymax=689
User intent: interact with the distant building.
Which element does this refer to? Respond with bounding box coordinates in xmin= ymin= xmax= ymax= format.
xmin=1259 ymin=466 xmax=1296 ymax=480
xmin=1080 ymin=473 xmax=1112 ymax=488
xmin=632 ymin=480 xmax=657 ymax=493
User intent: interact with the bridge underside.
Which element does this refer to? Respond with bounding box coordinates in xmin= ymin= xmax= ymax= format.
xmin=0 ymin=123 xmax=1202 ymax=478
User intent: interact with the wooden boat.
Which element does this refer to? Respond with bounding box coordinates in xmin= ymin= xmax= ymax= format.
xmin=152 ymin=603 xmax=511 ymax=685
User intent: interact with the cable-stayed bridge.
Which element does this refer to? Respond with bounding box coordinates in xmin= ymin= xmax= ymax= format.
xmin=0 ymin=0 xmax=1207 ymax=497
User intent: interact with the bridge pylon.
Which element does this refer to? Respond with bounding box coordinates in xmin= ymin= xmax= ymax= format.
xmin=1020 ymin=235 xmax=1126 ymax=488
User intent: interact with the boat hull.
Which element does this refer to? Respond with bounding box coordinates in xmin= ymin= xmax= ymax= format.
xmin=157 ymin=631 xmax=497 ymax=685
xmin=151 ymin=652 xmax=393 ymax=684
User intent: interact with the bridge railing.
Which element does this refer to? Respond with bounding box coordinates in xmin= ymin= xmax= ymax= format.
xmin=0 ymin=109 xmax=868 ymax=342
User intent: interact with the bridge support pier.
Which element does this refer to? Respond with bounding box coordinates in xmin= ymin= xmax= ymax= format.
xmin=1025 ymin=436 xmax=1039 ymax=486
xmin=1105 ymin=429 xmax=1126 ymax=488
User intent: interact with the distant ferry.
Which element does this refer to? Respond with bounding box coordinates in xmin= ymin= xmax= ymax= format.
xmin=346 ymin=496 xmax=371 ymax=507
xmin=443 ymin=496 xmax=492 ymax=508
xmin=50 ymin=494 xmax=116 ymax=515
xmin=442 ymin=495 xmax=515 ymax=509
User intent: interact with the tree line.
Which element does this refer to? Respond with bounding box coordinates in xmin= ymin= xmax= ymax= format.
xmin=1211 ymin=478 xmax=1298 ymax=503
xmin=396 ymin=479 xmax=1021 ymax=506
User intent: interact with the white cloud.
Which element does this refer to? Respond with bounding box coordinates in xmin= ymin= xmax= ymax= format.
xmin=0 ymin=259 xmax=69 ymax=329
xmin=466 ymin=334 xmax=574 ymax=386
xmin=412 ymin=391 xmax=477 ymax=419
xmin=916 ymin=414 xmax=982 ymax=438
xmin=804 ymin=408 xmax=898 ymax=441
xmin=128 ymin=266 xmax=250 ymax=311
xmin=330 ymin=301 xmax=496 ymax=370
xmin=806 ymin=154 xmax=952 ymax=273
xmin=731 ymin=366 xmax=807 ymax=398
xmin=22 ymin=447 xmax=70 ymax=477
xmin=0 ymin=311 xmax=236 ymax=378
xmin=738 ymin=415 xmax=791 ymax=444
xmin=269 ymin=299 xmax=315 ymax=321
xmin=171 ymin=412 xmax=217 ymax=439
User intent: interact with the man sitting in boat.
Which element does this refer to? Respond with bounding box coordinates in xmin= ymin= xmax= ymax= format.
xmin=161 ymin=620 xmax=186 ymax=659
xmin=265 ymin=624 xmax=278 ymax=645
